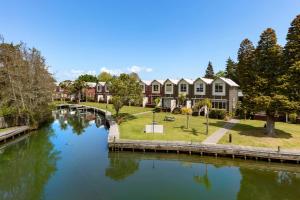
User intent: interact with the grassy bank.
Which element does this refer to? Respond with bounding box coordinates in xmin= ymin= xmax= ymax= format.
xmin=119 ymin=112 xmax=226 ymax=142
xmin=219 ymin=119 xmax=300 ymax=149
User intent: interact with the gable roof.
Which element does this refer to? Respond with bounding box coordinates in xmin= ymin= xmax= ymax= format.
xmin=194 ymin=77 xmax=214 ymax=84
xmin=140 ymin=80 xmax=152 ymax=86
xmin=97 ymin=82 xmax=106 ymax=86
xmin=178 ymin=78 xmax=194 ymax=84
xmin=164 ymin=79 xmax=179 ymax=85
xmin=85 ymin=82 xmax=97 ymax=88
xmin=151 ymin=79 xmax=164 ymax=85
xmin=219 ymin=77 xmax=239 ymax=87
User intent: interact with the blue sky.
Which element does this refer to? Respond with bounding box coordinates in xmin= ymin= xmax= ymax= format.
xmin=1 ymin=0 xmax=299 ymax=82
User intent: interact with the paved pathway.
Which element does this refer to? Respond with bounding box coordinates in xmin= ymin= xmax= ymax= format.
xmin=132 ymin=111 xmax=152 ymax=116
xmin=202 ymin=119 xmax=240 ymax=144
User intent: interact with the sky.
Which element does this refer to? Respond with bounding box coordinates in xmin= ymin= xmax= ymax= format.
xmin=0 ymin=0 xmax=299 ymax=82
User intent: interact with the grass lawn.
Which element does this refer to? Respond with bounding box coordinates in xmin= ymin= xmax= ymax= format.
xmin=80 ymin=102 xmax=153 ymax=115
xmin=219 ymin=119 xmax=300 ymax=149
xmin=119 ymin=112 xmax=226 ymax=142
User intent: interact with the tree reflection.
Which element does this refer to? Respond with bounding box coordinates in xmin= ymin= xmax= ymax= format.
xmin=238 ymin=168 xmax=300 ymax=200
xmin=0 ymin=125 xmax=60 ymax=200
xmin=193 ymin=164 xmax=211 ymax=191
xmin=66 ymin=113 xmax=90 ymax=135
xmin=105 ymin=153 xmax=139 ymax=181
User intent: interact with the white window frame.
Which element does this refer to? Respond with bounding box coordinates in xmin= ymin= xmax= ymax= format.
xmin=212 ymin=80 xmax=225 ymax=96
xmin=180 ymin=84 xmax=187 ymax=92
xmin=164 ymin=82 xmax=173 ymax=94
xmin=152 ymin=83 xmax=160 ymax=93
xmin=194 ymin=80 xmax=205 ymax=95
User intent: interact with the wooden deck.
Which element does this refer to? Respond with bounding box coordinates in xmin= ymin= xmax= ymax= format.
xmin=108 ymin=139 xmax=300 ymax=164
xmin=0 ymin=126 xmax=30 ymax=143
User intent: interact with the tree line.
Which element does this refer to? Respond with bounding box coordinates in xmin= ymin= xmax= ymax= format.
xmin=203 ymin=14 xmax=300 ymax=135
xmin=0 ymin=37 xmax=56 ymax=128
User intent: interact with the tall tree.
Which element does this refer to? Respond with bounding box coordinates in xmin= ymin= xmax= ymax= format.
xmin=237 ymin=39 xmax=255 ymax=95
xmin=240 ymin=29 xmax=294 ymax=136
xmin=283 ymin=14 xmax=300 ymax=102
xmin=0 ymin=40 xmax=55 ymax=127
xmin=98 ymin=72 xmax=112 ymax=82
xmin=225 ymin=57 xmax=238 ymax=83
xmin=204 ymin=61 xmax=215 ymax=79
xmin=284 ymin=14 xmax=300 ymax=70
xmin=129 ymin=72 xmax=140 ymax=81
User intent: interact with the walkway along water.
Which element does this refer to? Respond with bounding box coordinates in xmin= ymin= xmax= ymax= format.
xmin=58 ymin=104 xmax=300 ymax=164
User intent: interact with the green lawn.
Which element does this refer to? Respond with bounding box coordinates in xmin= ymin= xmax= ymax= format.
xmin=80 ymin=102 xmax=153 ymax=115
xmin=219 ymin=119 xmax=300 ymax=149
xmin=119 ymin=112 xmax=226 ymax=142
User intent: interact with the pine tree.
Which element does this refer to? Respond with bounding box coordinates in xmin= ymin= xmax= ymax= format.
xmin=237 ymin=39 xmax=255 ymax=95
xmin=283 ymin=15 xmax=300 ymax=102
xmin=204 ymin=61 xmax=215 ymax=79
xmin=241 ymin=28 xmax=293 ymax=136
xmin=284 ymin=14 xmax=300 ymax=69
xmin=225 ymin=57 xmax=238 ymax=83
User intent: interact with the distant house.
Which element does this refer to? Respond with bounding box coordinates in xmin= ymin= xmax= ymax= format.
xmin=192 ymin=77 xmax=213 ymax=104
xmin=84 ymin=82 xmax=97 ymax=101
xmin=149 ymin=80 xmax=164 ymax=106
xmin=140 ymin=80 xmax=152 ymax=106
xmin=161 ymin=79 xmax=179 ymax=108
xmin=210 ymin=77 xmax=239 ymax=112
xmin=95 ymin=82 xmax=111 ymax=103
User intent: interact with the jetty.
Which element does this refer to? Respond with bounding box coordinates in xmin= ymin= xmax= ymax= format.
xmin=108 ymin=139 xmax=300 ymax=164
xmin=0 ymin=126 xmax=30 ymax=144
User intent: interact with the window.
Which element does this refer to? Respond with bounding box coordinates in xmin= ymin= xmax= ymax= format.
xmin=215 ymin=83 xmax=223 ymax=93
xmin=153 ymin=84 xmax=159 ymax=92
xmin=180 ymin=84 xmax=187 ymax=92
xmin=212 ymin=101 xmax=226 ymax=109
xmin=97 ymin=85 xmax=101 ymax=92
xmin=165 ymin=84 xmax=172 ymax=92
xmin=196 ymin=83 xmax=204 ymax=93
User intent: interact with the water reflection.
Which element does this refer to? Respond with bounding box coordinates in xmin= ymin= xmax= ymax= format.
xmin=0 ymin=126 xmax=59 ymax=200
xmin=238 ymin=169 xmax=300 ymax=200
xmin=105 ymin=152 xmax=140 ymax=181
xmin=55 ymin=109 xmax=105 ymax=135
xmin=0 ymin=109 xmax=300 ymax=200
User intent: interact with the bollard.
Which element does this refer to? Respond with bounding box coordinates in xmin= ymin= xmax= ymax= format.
xmin=278 ymin=146 xmax=280 ymax=152
xmin=229 ymin=133 xmax=232 ymax=143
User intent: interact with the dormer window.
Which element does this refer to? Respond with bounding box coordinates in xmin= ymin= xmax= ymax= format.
xmin=165 ymin=84 xmax=172 ymax=92
xmin=180 ymin=84 xmax=187 ymax=92
xmin=196 ymin=83 xmax=204 ymax=93
xmin=153 ymin=85 xmax=159 ymax=91
xmin=215 ymin=83 xmax=223 ymax=93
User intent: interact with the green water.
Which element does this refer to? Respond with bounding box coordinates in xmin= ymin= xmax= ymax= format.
xmin=0 ymin=111 xmax=299 ymax=200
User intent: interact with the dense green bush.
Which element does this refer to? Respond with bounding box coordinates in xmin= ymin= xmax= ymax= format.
xmin=289 ymin=113 xmax=297 ymax=124
xmin=209 ymin=109 xmax=226 ymax=119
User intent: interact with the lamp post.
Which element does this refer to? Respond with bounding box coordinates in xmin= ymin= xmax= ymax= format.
xmin=152 ymin=111 xmax=155 ymax=134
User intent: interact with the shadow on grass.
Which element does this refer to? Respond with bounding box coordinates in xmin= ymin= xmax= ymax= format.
xmin=208 ymin=120 xmax=292 ymax=139
xmin=172 ymin=125 xmax=205 ymax=136
xmin=113 ymin=113 xmax=137 ymax=123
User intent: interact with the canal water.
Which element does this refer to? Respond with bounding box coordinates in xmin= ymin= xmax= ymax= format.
xmin=0 ymin=111 xmax=299 ymax=200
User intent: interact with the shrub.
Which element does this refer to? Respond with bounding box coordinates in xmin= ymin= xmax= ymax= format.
xmin=289 ymin=113 xmax=297 ymax=124
xmin=209 ymin=109 xmax=227 ymax=119
xmin=172 ymin=107 xmax=181 ymax=114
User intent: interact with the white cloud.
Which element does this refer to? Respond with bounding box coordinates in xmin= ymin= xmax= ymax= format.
xmin=127 ymin=65 xmax=153 ymax=73
xmin=55 ymin=65 xmax=153 ymax=82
